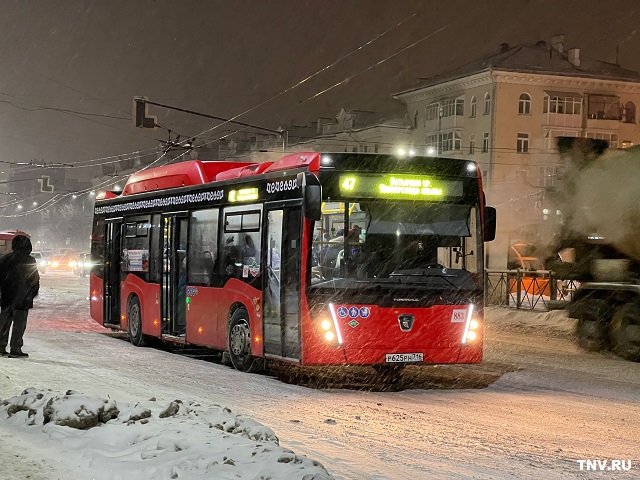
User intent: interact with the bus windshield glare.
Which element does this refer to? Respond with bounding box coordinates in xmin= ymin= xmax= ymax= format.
xmin=311 ymin=200 xmax=480 ymax=283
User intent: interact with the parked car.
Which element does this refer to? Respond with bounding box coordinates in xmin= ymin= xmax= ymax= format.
xmin=30 ymin=251 xmax=47 ymax=274
xmin=72 ymin=252 xmax=92 ymax=277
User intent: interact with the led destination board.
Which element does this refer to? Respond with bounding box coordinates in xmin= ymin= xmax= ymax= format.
xmin=339 ymin=174 xmax=463 ymax=199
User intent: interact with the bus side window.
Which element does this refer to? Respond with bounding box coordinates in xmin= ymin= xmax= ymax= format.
xmin=221 ymin=208 xmax=261 ymax=286
xmin=188 ymin=208 xmax=219 ymax=287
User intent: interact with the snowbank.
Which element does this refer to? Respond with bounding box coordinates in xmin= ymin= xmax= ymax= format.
xmin=1 ymin=388 xmax=333 ymax=480
xmin=485 ymin=305 xmax=577 ymax=337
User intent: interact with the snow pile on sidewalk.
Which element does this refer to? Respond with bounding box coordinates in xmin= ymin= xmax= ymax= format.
xmin=485 ymin=306 xmax=577 ymax=337
xmin=1 ymin=387 xmax=333 ymax=480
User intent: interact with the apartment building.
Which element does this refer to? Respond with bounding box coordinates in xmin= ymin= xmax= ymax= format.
xmin=393 ymin=35 xmax=640 ymax=268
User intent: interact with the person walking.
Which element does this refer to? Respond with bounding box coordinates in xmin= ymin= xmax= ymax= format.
xmin=0 ymin=234 xmax=40 ymax=358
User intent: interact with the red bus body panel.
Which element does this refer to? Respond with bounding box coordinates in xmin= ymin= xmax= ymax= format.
xmin=300 ymin=304 xmax=483 ymax=365
xmin=182 ymin=280 xmax=262 ymax=353
xmin=89 ymin=273 xmax=103 ymax=325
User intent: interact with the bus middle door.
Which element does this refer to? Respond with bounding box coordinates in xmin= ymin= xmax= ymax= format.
xmin=263 ymin=207 xmax=302 ymax=361
xmin=160 ymin=214 xmax=188 ymax=338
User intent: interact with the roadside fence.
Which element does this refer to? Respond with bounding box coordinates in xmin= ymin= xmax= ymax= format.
xmin=485 ymin=269 xmax=580 ymax=311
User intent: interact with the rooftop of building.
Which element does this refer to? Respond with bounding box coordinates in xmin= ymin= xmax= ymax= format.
xmin=395 ymin=35 xmax=640 ymax=96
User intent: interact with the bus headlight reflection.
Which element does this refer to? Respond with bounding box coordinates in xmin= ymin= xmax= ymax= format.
xmin=462 ymin=305 xmax=481 ymax=344
xmin=314 ymin=305 xmax=343 ymax=347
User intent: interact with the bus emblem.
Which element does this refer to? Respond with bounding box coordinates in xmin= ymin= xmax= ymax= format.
xmin=348 ymin=306 xmax=359 ymax=318
xmin=348 ymin=319 xmax=359 ymax=328
xmin=398 ymin=314 xmax=415 ymax=332
xmin=359 ymin=306 xmax=370 ymax=318
xmin=337 ymin=306 xmax=348 ymax=318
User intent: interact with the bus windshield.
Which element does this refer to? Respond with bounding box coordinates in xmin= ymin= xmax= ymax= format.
xmin=311 ymin=200 xmax=480 ymax=285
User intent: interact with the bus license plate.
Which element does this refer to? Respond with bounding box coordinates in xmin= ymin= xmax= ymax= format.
xmin=385 ymin=353 xmax=424 ymax=363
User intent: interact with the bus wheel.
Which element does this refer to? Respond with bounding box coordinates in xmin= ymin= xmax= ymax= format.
xmin=372 ymin=365 xmax=404 ymax=383
xmin=610 ymin=303 xmax=640 ymax=362
xmin=228 ymin=309 xmax=264 ymax=373
xmin=127 ymin=296 xmax=148 ymax=347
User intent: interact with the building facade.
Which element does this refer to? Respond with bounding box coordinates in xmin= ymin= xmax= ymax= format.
xmin=393 ymin=35 xmax=640 ymax=268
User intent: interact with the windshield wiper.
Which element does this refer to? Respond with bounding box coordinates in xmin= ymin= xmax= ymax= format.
xmin=390 ymin=267 xmax=460 ymax=288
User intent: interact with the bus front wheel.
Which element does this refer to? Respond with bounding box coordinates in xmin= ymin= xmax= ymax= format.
xmin=127 ymin=296 xmax=149 ymax=347
xmin=227 ymin=309 xmax=264 ymax=373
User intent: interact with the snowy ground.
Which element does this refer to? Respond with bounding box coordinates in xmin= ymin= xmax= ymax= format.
xmin=1 ymin=273 xmax=639 ymax=479
xmin=1 ymin=387 xmax=330 ymax=480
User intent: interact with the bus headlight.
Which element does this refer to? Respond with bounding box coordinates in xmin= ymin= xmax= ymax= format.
xmin=462 ymin=305 xmax=481 ymax=344
xmin=315 ymin=304 xmax=343 ymax=347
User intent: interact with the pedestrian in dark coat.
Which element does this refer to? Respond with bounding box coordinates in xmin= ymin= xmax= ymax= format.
xmin=0 ymin=235 xmax=40 ymax=358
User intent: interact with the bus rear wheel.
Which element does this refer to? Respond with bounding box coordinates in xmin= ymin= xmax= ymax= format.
xmin=127 ymin=296 xmax=149 ymax=347
xmin=610 ymin=303 xmax=640 ymax=362
xmin=227 ymin=309 xmax=264 ymax=373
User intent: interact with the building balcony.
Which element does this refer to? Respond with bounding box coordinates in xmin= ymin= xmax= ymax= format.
xmin=542 ymin=113 xmax=581 ymax=128
xmin=585 ymin=118 xmax=620 ymax=130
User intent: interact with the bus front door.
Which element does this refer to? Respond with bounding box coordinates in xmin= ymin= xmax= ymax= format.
xmin=160 ymin=214 xmax=188 ymax=338
xmin=263 ymin=207 xmax=301 ymax=360
xmin=103 ymin=219 xmax=122 ymax=327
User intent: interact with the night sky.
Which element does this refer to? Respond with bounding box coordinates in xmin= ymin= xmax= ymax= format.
xmin=0 ymin=0 xmax=638 ymax=171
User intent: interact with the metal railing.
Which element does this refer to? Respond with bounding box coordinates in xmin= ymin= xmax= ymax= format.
xmin=485 ymin=269 xmax=580 ymax=311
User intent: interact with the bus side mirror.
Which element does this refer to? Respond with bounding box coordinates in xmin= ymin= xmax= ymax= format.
xmin=484 ymin=206 xmax=496 ymax=242
xmin=297 ymin=172 xmax=322 ymax=221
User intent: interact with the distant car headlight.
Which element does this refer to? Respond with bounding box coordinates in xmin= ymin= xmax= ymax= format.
xmin=69 ymin=261 xmax=77 ymax=268
xmin=51 ymin=261 xmax=59 ymax=268
xmin=39 ymin=260 xmax=46 ymax=266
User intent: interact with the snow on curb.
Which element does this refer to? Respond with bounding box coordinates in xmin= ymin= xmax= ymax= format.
xmin=1 ymin=388 xmax=333 ymax=480
xmin=485 ymin=306 xmax=578 ymax=338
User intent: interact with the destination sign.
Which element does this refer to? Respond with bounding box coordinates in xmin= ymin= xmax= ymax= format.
xmin=339 ymin=174 xmax=463 ymax=199
xmin=229 ymin=187 xmax=259 ymax=202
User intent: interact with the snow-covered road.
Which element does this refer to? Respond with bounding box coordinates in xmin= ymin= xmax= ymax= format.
xmin=1 ymin=273 xmax=639 ymax=479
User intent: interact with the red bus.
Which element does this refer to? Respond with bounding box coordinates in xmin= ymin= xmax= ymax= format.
xmin=90 ymin=152 xmax=496 ymax=374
